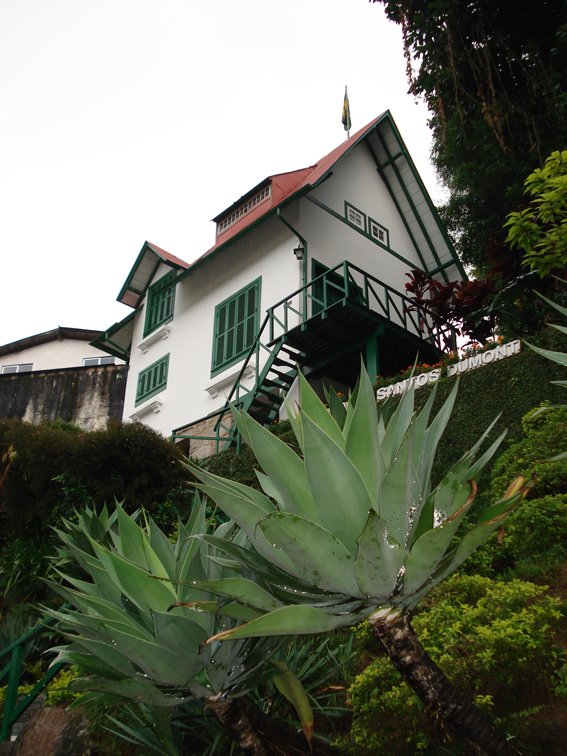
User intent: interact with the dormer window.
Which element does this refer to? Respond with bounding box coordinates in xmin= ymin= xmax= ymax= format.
xmin=216 ymin=185 xmax=271 ymax=236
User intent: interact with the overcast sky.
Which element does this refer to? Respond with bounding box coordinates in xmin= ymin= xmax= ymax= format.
xmin=0 ymin=0 xmax=443 ymax=347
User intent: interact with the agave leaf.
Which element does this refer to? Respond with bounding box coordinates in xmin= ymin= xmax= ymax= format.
xmin=49 ymin=648 xmax=126 ymax=681
xmin=298 ymin=372 xmax=345 ymax=448
xmin=536 ymin=291 xmax=567 ymax=317
xmin=116 ymin=507 xmax=171 ymax=582
xmin=549 ymin=323 xmax=567 ymax=336
xmin=230 ymin=404 xmax=320 ymax=521
xmin=147 ymin=517 xmax=176 ymax=577
xmin=207 ymin=604 xmax=364 ymax=642
xmin=418 ymin=381 xmax=459 ymax=494
xmin=355 ymin=510 xmax=405 ymax=599
xmin=108 ymin=626 xmax=205 ymax=686
xmin=255 ymin=470 xmax=285 ymax=509
xmin=377 ymin=423 xmax=421 ymax=548
xmin=301 ymin=412 xmax=374 ymax=555
xmin=380 ymin=381 xmax=416 ymax=466
xmin=258 ymin=512 xmax=361 ymax=596
xmin=152 ymin=610 xmax=209 ymax=659
xmin=186 ymin=461 xmax=276 ymax=515
xmin=198 ymin=535 xmax=322 ymax=594
xmin=89 ymin=542 xmax=177 ymax=613
xmin=464 ymin=429 xmax=507 ymax=482
xmin=195 ymin=484 xmax=298 ymax=576
xmin=66 ymin=636 xmax=139 ymax=677
xmin=190 ymin=577 xmax=283 ymax=612
xmin=273 ymin=660 xmax=313 ymax=747
xmin=71 ymin=676 xmax=187 ymax=707
xmin=527 ymin=343 xmax=567 ymax=366
xmin=403 ymin=487 xmax=476 ymax=595
xmin=325 ymin=384 xmax=347 ymax=429
xmin=344 ymin=366 xmax=384 ymax=504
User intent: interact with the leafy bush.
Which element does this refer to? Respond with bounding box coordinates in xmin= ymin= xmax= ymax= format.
xmin=0 ymin=420 xmax=191 ymax=539
xmin=346 ymin=575 xmax=565 ymax=754
xmin=460 ymin=493 xmax=567 ymax=584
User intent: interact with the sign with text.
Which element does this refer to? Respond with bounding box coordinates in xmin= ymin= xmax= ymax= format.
xmin=376 ymin=340 xmax=521 ymax=401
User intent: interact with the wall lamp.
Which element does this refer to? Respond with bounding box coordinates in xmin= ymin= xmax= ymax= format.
xmin=293 ymin=242 xmax=305 ymax=261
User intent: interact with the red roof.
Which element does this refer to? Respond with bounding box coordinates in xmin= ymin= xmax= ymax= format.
xmin=145 ymin=241 xmax=190 ymax=270
xmin=187 ymin=114 xmax=385 ymax=269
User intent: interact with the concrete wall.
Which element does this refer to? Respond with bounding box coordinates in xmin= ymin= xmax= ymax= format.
xmin=0 ymin=364 xmax=127 ymax=431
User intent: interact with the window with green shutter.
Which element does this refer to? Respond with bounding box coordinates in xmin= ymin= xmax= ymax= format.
xmin=136 ymin=354 xmax=169 ymax=405
xmin=144 ymin=271 xmax=177 ymax=337
xmin=211 ymin=278 xmax=261 ymax=375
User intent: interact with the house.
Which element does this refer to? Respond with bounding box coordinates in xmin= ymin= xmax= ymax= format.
xmin=0 ymin=327 xmax=127 ymax=430
xmin=94 ymin=112 xmax=465 ymax=456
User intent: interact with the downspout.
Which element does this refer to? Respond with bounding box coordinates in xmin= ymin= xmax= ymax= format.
xmin=276 ymin=209 xmax=308 ymax=318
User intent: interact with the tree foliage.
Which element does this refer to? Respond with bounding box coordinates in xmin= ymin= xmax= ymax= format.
xmin=505 ymin=150 xmax=567 ymax=277
xmin=371 ymin=0 xmax=567 ymax=272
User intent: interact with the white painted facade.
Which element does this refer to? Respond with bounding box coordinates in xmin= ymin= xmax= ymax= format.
xmin=0 ymin=329 xmax=121 ymax=373
xmin=98 ymin=113 xmax=464 ymax=443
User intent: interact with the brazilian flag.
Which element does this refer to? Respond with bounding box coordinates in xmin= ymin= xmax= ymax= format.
xmin=342 ymin=86 xmax=352 ymax=134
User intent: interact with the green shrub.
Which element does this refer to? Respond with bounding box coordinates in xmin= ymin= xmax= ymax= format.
xmin=346 ymin=575 xmax=565 ymax=754
xmin=482 ymin=406 xmax=567 ymax=504
xmin=460 ymin=492 xmax=567 ymax=583
xmin=0 ymin=420 xmax=191 ymax=539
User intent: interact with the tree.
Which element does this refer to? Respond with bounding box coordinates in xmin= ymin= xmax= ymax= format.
xmin=187 ymin=370 xmax=531 ymax=754
xmin=505 ymin=150 xmax=567 ymax=278
xmin=371 ymin=0 xmax=567 ymax=273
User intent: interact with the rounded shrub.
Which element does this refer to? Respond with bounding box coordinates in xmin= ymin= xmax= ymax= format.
xmin=346 ymin=575 xmax=565 ymax=754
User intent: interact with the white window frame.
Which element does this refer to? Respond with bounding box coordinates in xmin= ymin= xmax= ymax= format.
xmin=83 ymin=356 xmax=116 ymax=367
xmin=369 ymin=218 xmax=389 ymax=247
xmin=345 ymin=202 xmax=366 ymax=231
xmin=1 ymin=363 xmax=33 ymax=374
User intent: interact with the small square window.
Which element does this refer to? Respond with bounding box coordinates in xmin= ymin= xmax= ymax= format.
xmin=369 ymin=219 xmax=389 ymax=247
xmin=346 ymin=204 xmax=365 ymax=230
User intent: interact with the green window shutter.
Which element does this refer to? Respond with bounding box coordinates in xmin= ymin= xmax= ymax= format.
xmin=136 ymin=354 xmax=169 ymax=405
xmin=211 ymin=278 xmax=260 ymax=375
xmin=144 ymin=271 xmax=177 ymax=337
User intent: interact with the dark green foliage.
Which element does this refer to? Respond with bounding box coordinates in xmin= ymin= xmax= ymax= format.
xmin=346 ymin=575 xmax=565 ymax=754
xmin=0 ymin=420 xmax=190 ymax=540
xmin=483 ymin=405 xmax=567 ymax=503
xmin=411 ymin=329 xmax=565 ymax=485
xmin=372 ymin=0 xmax=567 ymax=274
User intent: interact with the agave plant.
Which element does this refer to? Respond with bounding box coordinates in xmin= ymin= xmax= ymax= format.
xmin=186 ymin=368 xmax=530 ymax=755
xmin=45 ymin=500 xmax=321 ymax=755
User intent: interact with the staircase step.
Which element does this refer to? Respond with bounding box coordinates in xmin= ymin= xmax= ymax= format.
xmin=263 ymin=376 xmax=293 ymax=390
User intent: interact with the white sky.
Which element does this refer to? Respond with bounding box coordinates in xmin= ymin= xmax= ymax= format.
xmin=0 ymin=0 xmax=443 ymax=347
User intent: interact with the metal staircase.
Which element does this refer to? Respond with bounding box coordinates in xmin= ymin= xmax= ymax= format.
xmin=172 ymin=261 xmax=455 ymax=454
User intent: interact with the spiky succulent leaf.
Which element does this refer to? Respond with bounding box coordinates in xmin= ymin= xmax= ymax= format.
xmin=301 ymin=412 xmax=373 ymax=554
xmin=258 ymin=512 xmax=361 ymax=596
xmin=355 ymin=510 xmax=404 ymax=599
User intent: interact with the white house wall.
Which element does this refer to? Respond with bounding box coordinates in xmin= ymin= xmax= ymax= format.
xmin=0 ymin=339 xmax=119 ymax=372
xmin=124 ymin=219 xmax=302 ymax=437
xmin=304 ymin=141 xmax=426 ymax=281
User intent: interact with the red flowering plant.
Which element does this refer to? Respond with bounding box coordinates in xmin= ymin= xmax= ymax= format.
xmin=404 ymin=270 xmax=496 ymax=346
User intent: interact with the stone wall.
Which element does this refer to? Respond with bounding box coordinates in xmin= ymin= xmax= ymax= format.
xmin=175 ymin=411 xmax=235 ymax=459
xmin=0 ymin=365 xmax=127 ymax=431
